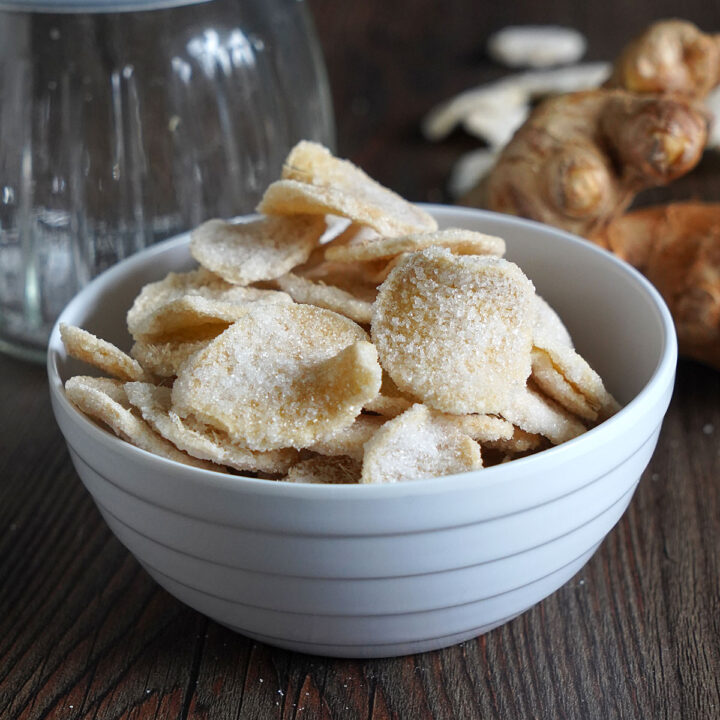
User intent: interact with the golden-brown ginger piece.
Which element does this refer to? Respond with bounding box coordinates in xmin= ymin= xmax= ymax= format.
xmin=470 ymin=90 xmax=708 ymax=236
xmin=592 ymin=202 xmax=720 ymax=370
xmin=605 ymin=19 xmax=720 ymax=99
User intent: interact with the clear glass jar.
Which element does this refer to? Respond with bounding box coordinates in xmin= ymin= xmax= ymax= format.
xmin=0 ymin=0 xmax=335 ymax=361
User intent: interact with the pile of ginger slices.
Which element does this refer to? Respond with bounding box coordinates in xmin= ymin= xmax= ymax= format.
xmin=62 ymin=141 xmax=619 ymax=485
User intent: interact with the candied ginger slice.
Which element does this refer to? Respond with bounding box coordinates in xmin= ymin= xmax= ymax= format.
xmin=363 ymin=371 xmax=414 ymax=418
xmin=532 ymin=295 xmax=573 ymax=348
xmin=275 ymin=272 xmax=372 ymax=325
xmin=484 ymin=426 xmax=547 ymax=453
xmin=361 ymin=404 xmax=482 ymax=484
xmin=307 ymin=414 xmax=386 ymax=461
xmin=371 ymin=247 xmax=535 ymax=414
xmin=190 ymin=215 xmax=325 ymax=286
xmin=124 ymin=382 xmax=297 ymax=473
xmin=269 ymin=140 xmax=437 ymax=236
xmin=499 ymin=386 xmax=586 ymax=445
xmin=65 ymin=376 xmax=217 ymax=470
xmin=285 ymin=455 xmax=361 ymax=484
xmin=325 ymin=227 xmax=505 ymax=263
xmin=532 ymin=342 xmax=620 ymax=419
xmin=130 ymin=296 xmax=251 ymax=343
xmin=127 ymin=267 xmax=289 ymax=341
xmin=530 ymin=348 xmax=598 ymax=421
xmin=60 ymin=324 xmax=148 ymax=382
xmin=433 ymin=412 xmax=514 ymax=443
xmin=131 ymin=338 xmax=210 ymax=378
xmin=172 ymin=304 xmax=380 ymax=450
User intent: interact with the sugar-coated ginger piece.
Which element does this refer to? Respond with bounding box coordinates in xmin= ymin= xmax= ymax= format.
xmin=171 ymin=304 xmax=380 ymax=451
xmin=371 ymin=248 xmax=535 ymax=415
xmin=190 ymin=215 xmax=325 ymax=286
xmin=605 ymin=19 xmax=720 ymax=99
xmin=499 ymin=386 xmax=586 ymax=445
xmin=274 ymin=272 xmax=373 ymax=325
xmin=324 ymin=227 xmax=505 ymax=263
xmin=530 ymin=345 xmax=619 ymax=423
xmin=468 ymin=90 xmax=708 ymax=237
xmin=307 ymin=414 xmax=386 ymax=461
xmin=592 ymin=202 xmax=720 ymax=371
xmin=127 ymin=267 xmax=290 ymax=342
xmin=286 ymin=455 xmax=361 ymax=484
xmin=258 ymin=141 xmax=437 ymax=237
xmin=532 ymin=295 xmax=573 ymax=349
xmin=65 ymin=376 xmax=219 ymax=470
xmin=361 ymin=404 xmax=482 ymax=484
xmin=124 ymin=382 xmax=299 ymax=474
xmin=432 ymin=412 xmax=514 ymax=443
xmin=60 ymin=324 xmax=148 ymax=382
xmin=130 ymin=338 xmax=210 ymax=378
xmin=363 ymin=371 xmax=415 ymax=418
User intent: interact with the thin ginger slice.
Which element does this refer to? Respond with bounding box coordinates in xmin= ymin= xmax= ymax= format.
xmin=483 ymin=426 xmax=547 ymax=454
xmin=371 ymin=247 xmax=535 ymax=415
xmin=285 ymin=455 xmax=361 ymax=484
xmin=499 ymin=386 xmax=586 ymax=445
xmin=530 ymin=349 xmax=599 ymax=422
xmin=65 ymin=376 xmax=218 ymax=470
xmin=531 ymin=342 xmax=620 ymax=420
xmin=307 ymin=414 xmax=386 ymax=461
xmin=363 ymin=372 xmax=416 ymax=419
xmin=60 ymin=324 xmax=148 ymax=382
xmin=127 ymin=267 xmax=290 ymax=341
xmin=274 ymin=272 xmax=373 ymax=325
xmin=433 ymin=412 xmax=514 ymax=443
xmin=131 ymin=338 xmax=210 ymax=378
xmin=532 ymin=295 xmax=573 ymax=348
xmin=190 ymin=215 xmax=325 ymax=286
xmin=124 ymin=382 xmax=298 ymax=474
xmin=325 ymin=227 xmax=505 ymax=263
xmin=361 ymin=404 xmax=482 ymax=484
xmin=172 ymin=304 xmax=381 ymax=451
xmin=258 ymin=141 xmax=437 ymax=237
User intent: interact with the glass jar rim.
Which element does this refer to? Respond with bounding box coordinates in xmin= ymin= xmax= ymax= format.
xmin=0 ymin=0 xmax=212 ymax=13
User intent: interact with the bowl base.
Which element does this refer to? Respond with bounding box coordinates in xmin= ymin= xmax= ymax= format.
xmin=218 ymin=614 xmax=523 ymax=659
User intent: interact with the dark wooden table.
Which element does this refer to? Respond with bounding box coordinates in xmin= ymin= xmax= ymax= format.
xmin=2 ymin=1 xmax=720 ymax=718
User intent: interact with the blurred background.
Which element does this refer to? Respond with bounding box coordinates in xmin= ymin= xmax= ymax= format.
xmin=308 ymin=0 xmax=720 ymax=206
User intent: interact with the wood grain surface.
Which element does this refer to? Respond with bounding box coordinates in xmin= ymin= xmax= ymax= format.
xmin=2 ymin=1 xmax=720 ymax=718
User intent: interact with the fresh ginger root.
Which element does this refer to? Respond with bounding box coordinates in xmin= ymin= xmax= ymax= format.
xmin=466 ymin=89 xmax=708 ymax=236
xmin=605 ymin=19 xmax=720 ymax=99
xmin=592 ymin=203 xmax=720 ymax=370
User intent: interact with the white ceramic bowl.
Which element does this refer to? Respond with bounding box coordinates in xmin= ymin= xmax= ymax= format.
xmin=48 ymin=206 xmax=677 ymax=658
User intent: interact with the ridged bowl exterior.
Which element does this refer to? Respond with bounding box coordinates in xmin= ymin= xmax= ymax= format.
xmin=48 ymin=206 xmax=677 ymax=658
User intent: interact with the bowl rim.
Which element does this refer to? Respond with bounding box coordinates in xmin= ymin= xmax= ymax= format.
xmin=48 ymin=204 xmax=677 ymax=500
